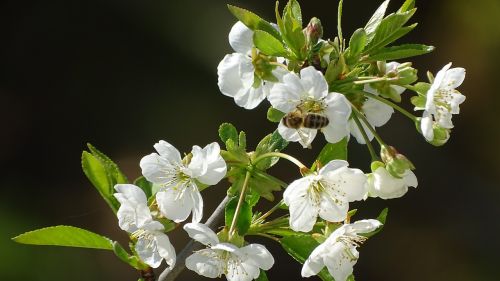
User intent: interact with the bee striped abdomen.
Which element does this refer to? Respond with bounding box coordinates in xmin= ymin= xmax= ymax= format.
xmin=303 ymin=113 xmax=329 ymax=129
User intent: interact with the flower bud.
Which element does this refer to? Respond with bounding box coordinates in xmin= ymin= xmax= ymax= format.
xmin=429 ymin=126 xmax=450 ymax=146
xmin=394 ymin=65 xmax=418 ymax=85
xmin=380 ymin=145 xmax=415 ymax=178
xmin=304 ymin=17 xmax=323 ymax=48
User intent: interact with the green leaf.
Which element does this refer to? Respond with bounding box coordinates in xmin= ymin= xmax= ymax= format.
xmin=227 ymin=5 xmax=282 ymax=41
xmin=225 ymin=197 xmax=252 ymax=235
xmin=398 ymin=0 xmax=415 ymax=13
xmin=311 ymin=138 xmax=348 ymax=171
xmin=365 ymin=0 xmax=390 ymax=44
xmin=13 ymin=225 xmax=114 ymax=250
xmin=281 ymin=235 xmax=334 ymax=281
xmin=255 ymin=270 xmax=269 ymax=281
xmin=253 ymin=130 xmax=289 ymax=170
xmin=368 ymin=44 xmax=434 ymax=61
xmin=267 ymin=107 xmax=286 ymax=123
xmin=364 ymin=208 xmax=388 ymax=238
xmin=81 ymin=151 xmax=120 ymax=212
xmin=346 ymin=28 xmax=367 ymax=65
xmin=254 ymin=30 xmax=288 ymax=57
xmin=364 ymin=9 xmax=416 ymax=53
xmin=219 ymin=123 xmax=239 ymax=145
xmin=113 ymin=242 xmax=148 ymax=270
xmin=281 ymin=0 xmax=306 ymax=59
xmin=87 ymin=144 xmax=128 ymax=184
xmin=134 ymin=176 xmax=153 ymax=199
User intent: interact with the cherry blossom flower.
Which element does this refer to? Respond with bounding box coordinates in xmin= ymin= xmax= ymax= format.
xmin=366 ymin=166 xmax=417 ymax=199
xmin=283 ymin=160 xmax=367 ymax=232
xmin=302 ymin=219 xmax=382 ymax=281
xmin=140 ymin=141 xmax=226 ymax=223
xmin=114 ymin=184 xmax=176 ymax=268
xmin=184 ymin=223 xmax=274 ymax=281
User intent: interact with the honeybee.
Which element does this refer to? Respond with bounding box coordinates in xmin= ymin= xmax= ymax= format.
xmin=282 ymin=109 xmax=330 ymax=148
xmin=282 ymin=109 xmax=330 ymax=129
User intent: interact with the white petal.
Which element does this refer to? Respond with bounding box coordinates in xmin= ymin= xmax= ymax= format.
xmin=284 ymin=177 xmax=319 ymax=232
xmin=155 ymin=232 xmax=176 ymax=267
xmin=239 ymin=244 xmax=274 ymax=270
xmin=363 ymin=97 xmax=394 ymax=127
xmin=278 ymin=122 xmax=317 ymax=148
xmin=318 ymin=160 xmax=349 ymax=175
xmin=370 ymin=167 xmax=410 ymax=199
xmin=322 ymin=93 xmax=351 ymax=143
xmin=154 ymin=140 xmax=182 ymax=163
xmin=300 ymin=66 xmax=328 ymax=100
xmin=348 ymin=118 xmax=374 ymax=144
xmin=183 ymin=223 xmax=219 ymax=246
xmin=324 ymin=243 xmax=357 ymax=281
xmin=218 ymin=53 xmax=254 ymax=99
xmin=135 ymin=235 xmax=163 ymax=268
xmin=185 ymin=249 xmax=224 ymax=278
xmin=192 ymin=142 xmax=227 ymax=185
xmin=268 ymin=73 xmax=302 ymax=113
xmin=114 ymin=184 xmax=148 ymax=206
xmin=318 ymin=189 xmax=349 ymax=222
xmin=348 ymin=219 xmax=382 ymax=234
xmin=234 ymin=85 xmax=267 ymax=109
xmin=443 ymin=67 xmax=466 ymax=89
xmin=301 ymin=243 xmax=326 ymax=277
xmin=140 ymin=153 xmax=176 ymax=186
xmin=226 ymin=259 xmax=260 ymax=281
xmin=229 ymin=21 xmax=254 ymax=55
xmin=114 ymin=184 xmax=152 ymax=231
xmin=212 ymin=242 xmax=239 ymax=253
xmin=156 ymin=187 xmax=193 ymax=223
xmin=115 ymin=203 xmax=138 ymax=233
xmin=421 ymin=111 xmax=434 ymax=141
xmin=322 ymin=166 xmax=367 ymax=202
xmin=190 ymin=188 xmax=204 ymax=223
xmin=403 ymin=170 xmax=418 ymax=188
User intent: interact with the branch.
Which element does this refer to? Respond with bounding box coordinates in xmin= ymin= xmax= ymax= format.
xmin=158 ymin=195 xmax=230 ymax=281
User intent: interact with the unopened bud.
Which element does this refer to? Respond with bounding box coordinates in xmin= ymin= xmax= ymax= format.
xmin=430 ymin=125 xmax=451 ymax=146
xmin=380 ymin=145 xmax=415 ymax=178
xmin=304 ymin=17 xmax=323 ymax=47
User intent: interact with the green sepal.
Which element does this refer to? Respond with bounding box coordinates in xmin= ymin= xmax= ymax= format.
xmin=325 ymin=54 xmax=347 ymax=84
xmin=267 ymin=107 xmax=286 ymax=123
xmin=413 ymin=82 xmax=431 ymax=95
xmin=227 ymin=5 xmax=282 ymax=41
xmin=219 ymin=123 xmax=239 ymax=145
xmin=410 ymin=95 xmax=426 ymax=108
xmin=255 ymin=270 xmax=269 ymax=281
xmin=225 ymin=197 xmax=252 ymax=235
xmin=311 ymin=138 xmax=348 ymax=171
xmin=113 ymin=242 xmax=149 ymax=270
xmin=254 ymin=30 xmax=288 ymax=57
xmin=12 ymin=225 xmax=114 ymax=250
xmin=368 ymin=44 xmax=434 ymax=61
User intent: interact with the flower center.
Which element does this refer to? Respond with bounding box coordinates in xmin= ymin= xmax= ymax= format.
xmin=131 ymin=230 xmax=157 ymax=250
xmin=299 ymin=99 xmax=326 ymax=114
xmin=337 ymin=234 xmax=367 ymax=261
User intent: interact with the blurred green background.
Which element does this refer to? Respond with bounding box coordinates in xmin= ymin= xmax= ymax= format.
xmin=1 ymin=0 xmax=499 ymax=280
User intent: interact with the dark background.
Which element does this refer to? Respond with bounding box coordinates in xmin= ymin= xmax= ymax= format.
xmin=1 ymin=0 xmax=499 ymax=280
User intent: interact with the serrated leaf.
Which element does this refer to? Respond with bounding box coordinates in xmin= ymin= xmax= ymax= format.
xmin=225 ymin=197 xmax=252 ymax=235
xmin=254 ymin=30 xmax=288 ymax=56
xmin=87 ymin=143 xmax=128 ymax=184
xmin=281 ymin=0 xmax=306 ymax=59
xmin=219 ymin=123 xmax=239 ymax=145
xmin=13 ymin=225 xmax=113 ymax=250
xmin=311 ymin=138 xmax=348 ymax=171
xmin=365 ymin=0 xmax=390 ymax=44
xmin=227 ymin=5 xmax=282 ymax=41
xmin=81 ymin=151 xmax=120 ymax=212
xmin=365 ymin=9 xmax=416 ymax=53
xmin=280 ymin=235 xmax=334 ymax=281
xmin=348 ymin=28 xmax=367 ymax=57
xmin=368 ymin=44 xmax=434 ymax=61
xmin=267 ymin=107 xmax=286 ymax=123
xmin=253 ymin=130 xmax=289 ymax=170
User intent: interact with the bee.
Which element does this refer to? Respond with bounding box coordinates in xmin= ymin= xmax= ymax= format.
xmin=282 ymin=109 xmax=330 ymax=129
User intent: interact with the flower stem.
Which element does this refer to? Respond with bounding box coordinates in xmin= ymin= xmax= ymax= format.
xmin=351 ymin=113 xmax=379 ymax=161
xmin=252 ymin=152 xmax=307 ymax=170
xmin=257 ymin=199 xmax=284 ymax=222
xmin=229 ymin=171 xmax=252 ymax=239
xmin=357 ymin=90 xmax=417 ymax=122
xmin=253 ymin=170 xmax=288 ymax=188
xmin=351 ymin=105 xmax=386 ymax=146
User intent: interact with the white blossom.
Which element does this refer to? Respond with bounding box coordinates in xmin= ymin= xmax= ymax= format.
xmin=140 ymin=141 xmax=226 ymax=223
xmin=218 ymin=21 xmax=287 ymax=109
xmin=283 ymin=160 xmax=367 ymax=232
xmin=268 ymin=66 xmax=352 ymax=148
xmin=113 ymin=184 xmax=176 ymax=268
xmin=184 ymin=223 xmax=274 ymax=281
xmin=417 ymin=63 xmax=466 ymax=141
xmin=302 ymin=219 xmax=382 ymax=281
xmin=366 ymin=166 xmax=417 ymax=199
